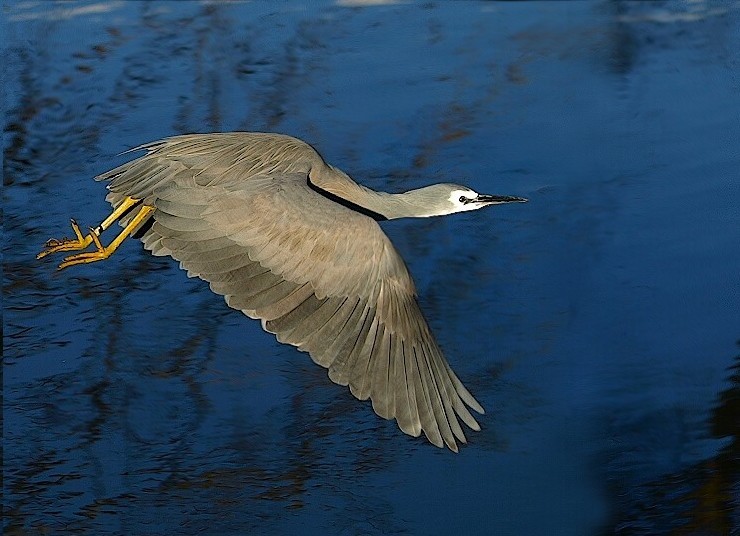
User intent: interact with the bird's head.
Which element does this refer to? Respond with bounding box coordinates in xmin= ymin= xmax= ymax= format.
xmin=406 ymin=183 xmax=528 ymax=217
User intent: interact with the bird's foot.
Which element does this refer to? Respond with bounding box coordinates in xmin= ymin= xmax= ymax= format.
xmin=37 ymin=219 xmax=95 ymax=259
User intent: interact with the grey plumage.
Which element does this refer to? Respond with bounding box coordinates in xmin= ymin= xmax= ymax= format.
xmin=91 ymin=132 xmax=527 ymax=452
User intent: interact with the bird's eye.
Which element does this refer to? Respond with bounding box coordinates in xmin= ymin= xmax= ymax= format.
xmin=459 ymin=196 xmax=467 ymax=204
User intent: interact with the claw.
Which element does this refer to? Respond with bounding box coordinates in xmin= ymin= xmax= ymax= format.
xmin=43 ymin=237 xmax=66 ymax=248
xmin=71 ymin=219 xmax=86 ymax=242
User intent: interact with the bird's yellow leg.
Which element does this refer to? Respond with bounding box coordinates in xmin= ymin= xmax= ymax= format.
xmin=57 ymin=204 xmax=155 ymax=270
xmin=37 ymin=196 xmax=140 ymax=259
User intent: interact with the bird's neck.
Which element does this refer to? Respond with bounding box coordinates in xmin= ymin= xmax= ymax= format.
xmin=309 ymin=165 xmax=430 ymax=220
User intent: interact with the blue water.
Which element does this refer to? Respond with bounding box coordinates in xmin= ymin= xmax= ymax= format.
xmin=4 ymin=2 xmax=739 ymax=535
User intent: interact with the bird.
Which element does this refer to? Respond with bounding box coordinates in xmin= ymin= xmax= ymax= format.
xmin=38 ymin=132 xmax=527 ymax=452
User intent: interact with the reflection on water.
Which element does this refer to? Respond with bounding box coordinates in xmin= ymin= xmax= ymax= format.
xmin=4 ymin=1 xmax=739 ymax=535
xmin=607 ymin=347 xmax=740 ymax=534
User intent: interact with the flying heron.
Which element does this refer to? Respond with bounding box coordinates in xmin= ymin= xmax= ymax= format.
xmin=38 ymin=132 xmax=527 ymax=452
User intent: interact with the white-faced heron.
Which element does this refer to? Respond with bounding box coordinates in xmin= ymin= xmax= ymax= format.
xmin=38 ymin=132 xmax=527 ymax=452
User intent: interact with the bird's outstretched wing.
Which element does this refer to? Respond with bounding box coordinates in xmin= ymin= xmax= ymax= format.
xmin=99 ymin=141 xmax=484 ymax=451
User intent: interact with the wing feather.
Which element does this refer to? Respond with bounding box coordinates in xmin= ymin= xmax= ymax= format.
xmin=420 ymin=347 xmax=457 ymax=451
xmin=269 ymin=294 xmax=325 ymax=341
xmin=412 ymin=347 xmax=444 ymax=448
xmin=402 ymin=341 xmax=423 ymax=437
xmin=299 ymin=297 xmax=349 ymax=357
xmin=179 ymin=252 xmax=254 ymax=275
xmin=427 ymin=338 xmax=467 ymax=444
xmin=305 ymin=296 xmax=358 ymax=349
xmin=285 ymin=298 xmax=345 ymax=348
xmin=325 ymin=300 xmax=369 ymax=382
xmin=348 ymin=318 xmax=381 ymax=401
xmin=370 ymin=329 xmax=392 ymax=419
xmin=207 ymin=263 xmax=271 ymax=292
xmin=243 ymin=280 xmax=302 ymax=312
xmin=253 ymin=284 xmax=314 ymax=321
xmin=393 ymin=339 xmax=414 ymax=436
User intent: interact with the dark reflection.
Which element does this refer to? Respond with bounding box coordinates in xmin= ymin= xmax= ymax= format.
xmin=607 ymin=1 xmax=639 ymax=75
xmin=606 ymin=344 xmax=740 ymax=534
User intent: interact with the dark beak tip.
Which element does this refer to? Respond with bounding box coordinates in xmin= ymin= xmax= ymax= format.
xmin=479 ymin=194 xmax=529 ymax=204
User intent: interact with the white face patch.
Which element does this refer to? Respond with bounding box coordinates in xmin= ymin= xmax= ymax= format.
xmin=447 ymin=188 xmax=481 ymax=213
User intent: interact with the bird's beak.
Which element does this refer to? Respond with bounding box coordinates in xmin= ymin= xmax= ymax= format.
xmin=475 ymin=194 xmax=528 ymax=205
